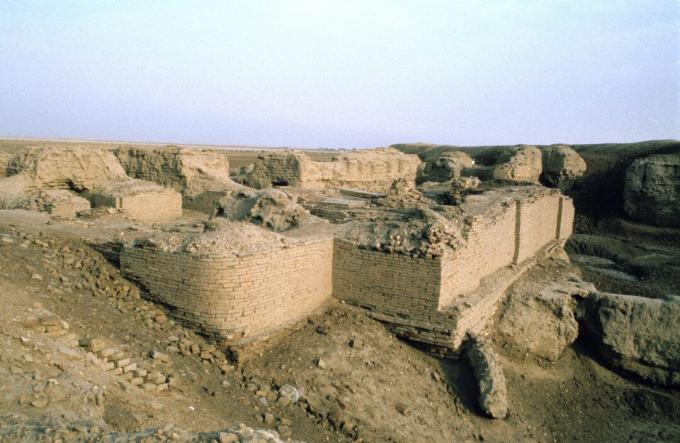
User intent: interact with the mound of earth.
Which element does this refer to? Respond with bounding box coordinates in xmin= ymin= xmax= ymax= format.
xmin=6 ymin=146 xmax=127 ymax=191
xmin=114 ymin=146 xmax=236 ymax=197
xmin=128 ymin=219 xmax=290 ymax=256
xmin=492 ymin=146 xmax=542 ymax=184
xmin=624 ymin=154 xmax=680 ymax=228
xmin=416 ymin=151 xmax=474 ymax=184
xmin=541 ymin=145 xmax=587 ymax=190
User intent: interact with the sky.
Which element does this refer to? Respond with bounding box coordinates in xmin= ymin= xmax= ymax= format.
xmin=1 ymin=1 xmax=679 ymax=148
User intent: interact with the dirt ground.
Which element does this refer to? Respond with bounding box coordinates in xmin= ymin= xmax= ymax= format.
xmin=0 ymin=219 xmax=678 ymax=442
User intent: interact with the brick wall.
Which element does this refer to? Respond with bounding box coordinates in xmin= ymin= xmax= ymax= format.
xmin=247 ymin=153 xmax=306 ymax=189
xmin=439 ymin=201 xmax=517 ymax=308
xmin=334 ymin=192 xmax=575 ymax=318
xmin=117 ymin=190 xmax=574 ymax=350
xmin=332 ymin=240 xmax=441 ymax=322
xmin=120 ymin=237 xmax=333 ymax=345
xmin=515 ymin=193 xmax=561 ymax=263
xmin=557 ymin=196 xmax=574 ymax=240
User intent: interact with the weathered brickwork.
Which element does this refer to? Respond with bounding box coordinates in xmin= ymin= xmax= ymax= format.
xmin=333 ymin=193 xmax=575 ymax=351
xmin=515 ymin=194 xmax=561 ymax=263
xmin=333 ymin=240 xmax=441 ymax=315
xmin=120 ymin=238 xmax=333 ymax=346
xmin=246 ymin=149 xmax=420 ymax=191
xmin=116 ymin=190 xmax=574 ymax=352
xmin=439 ymin=202 xmax=517 ymax=308
xmin=557 ymin=196 xmax=575 ymax=239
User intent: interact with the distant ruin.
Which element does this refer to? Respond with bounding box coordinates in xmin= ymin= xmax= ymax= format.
xmin=242 ymin=148 xmax=420 ymax=191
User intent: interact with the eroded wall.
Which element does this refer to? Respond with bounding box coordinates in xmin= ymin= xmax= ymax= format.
xmin=92 ymin=190 xmax=182 ymax=222
xmin=246 ymin=149 xmax=420 ymax=191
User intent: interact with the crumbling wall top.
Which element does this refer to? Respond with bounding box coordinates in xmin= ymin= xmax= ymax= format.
xmin=127 ymin=219 xmax=292 ymax=257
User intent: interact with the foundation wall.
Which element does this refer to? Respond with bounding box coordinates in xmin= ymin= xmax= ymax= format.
xmin=332 ymin=240 xmax=441 ymax=320
xmin=120 ymin=238 xmax=333 ymax=345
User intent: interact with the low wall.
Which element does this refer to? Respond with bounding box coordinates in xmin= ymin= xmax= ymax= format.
xmin=120 ymin=237 xmax=333 ymax=345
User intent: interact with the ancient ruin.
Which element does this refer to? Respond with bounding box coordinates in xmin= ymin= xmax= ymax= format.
xmin=1 ymin=140 xmax=679 ymax=442
xmin=242 ymin=148 xmax=420 ymax=191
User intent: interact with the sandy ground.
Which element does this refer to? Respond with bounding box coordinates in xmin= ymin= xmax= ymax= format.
xmin=0 ymin=219 xmax=678 ymax=442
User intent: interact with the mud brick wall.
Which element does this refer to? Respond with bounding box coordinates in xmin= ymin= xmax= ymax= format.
xmin=247 ymin=153 xmax=306 ymax=189
xmin=93 ymin=189 xmax=182 ymax=222
xmin=48 ymin=199 xmax=90 ymax=219
xmin=438 ymin=201 xmax=517 ymax=308
xmin=332 ymin=240 xmax=441 ymax=320
xmin=248 ymin=150 xmax=420 ymax=191
xmin=313 ymin=154 xmax=420 ymax=191
xmin=120 ymin=238 xmax=333 ymax=345
xmin=114 ymin=147 xmax=231 ymax=196
xmin=515 ymin=193 xmax=561 ymax=263
xmin=335 ymin=193 xmax=575 ymax=319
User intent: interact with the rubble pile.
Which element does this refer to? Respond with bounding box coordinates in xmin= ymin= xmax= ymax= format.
xmin=218 ymin=188 xmax=311 ymax=231
xmin=344 ymin=205 xmax=464 ymax=257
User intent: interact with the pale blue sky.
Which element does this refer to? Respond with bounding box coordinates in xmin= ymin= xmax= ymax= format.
xmin=1 ymin=1 xmax=678 ymax=148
